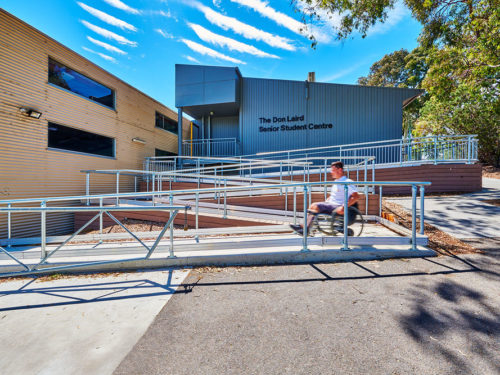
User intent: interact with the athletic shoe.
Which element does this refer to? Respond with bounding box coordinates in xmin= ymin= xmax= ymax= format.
xmin=289 ymin=224 xmax=303 ymax=235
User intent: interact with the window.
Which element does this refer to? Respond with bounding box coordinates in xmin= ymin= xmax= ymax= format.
xmin=48 ymin=122 xmax=115 ymax=158
xmin=155 ymin=112 xmax=178 ymax=134
xmin=155 ymin=148 xmax=177 ymax=157
xmin=48 ymin=58 xmax=115 ymax=109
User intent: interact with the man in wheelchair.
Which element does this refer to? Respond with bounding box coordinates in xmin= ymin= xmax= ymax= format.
xmin=290 ymin=161 xmax=360 ymax=236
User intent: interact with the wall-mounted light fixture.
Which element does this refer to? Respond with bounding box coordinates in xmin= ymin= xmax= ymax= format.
xmin=131 ymin=137 xmax=146 ymax=144
xmin=19 ymin=107 xmax=43 ymax=119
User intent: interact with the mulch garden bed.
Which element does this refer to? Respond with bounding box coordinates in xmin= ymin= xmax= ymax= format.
xmin=382 ymin=200 xmax=481 ymax=256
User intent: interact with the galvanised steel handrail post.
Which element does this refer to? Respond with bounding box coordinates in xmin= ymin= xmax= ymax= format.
xmin=399 ymin=139 xmax=403 ymax=166
xmin=223 ymin=179 xmax=227 ymax=219
xmin=364 ymin=159 xmax=368 ymax=215
xmin=99 ymin=197 xmax=103 ymax=242
xmin=420 ymin=186 xmax=425 ymax=235
xmin=379 ymin=186 xmax=383 ymax=217
xmin=279 ymin=162 xmax=283 ymax=195
xmin=323 ymin=159 xmax=328 ymax=183
xmin=293 ymin=187 xmax=297 ymax=224
xmin=213 ymin=168 xmax=217 ymax=200
xmin=40 ymin=201 xmax=46 ymax=259
xmin=169 ymin=207 xmax=175 ymax=258
xmin=116 ymin=172 xmax=120 ymax=206
xmin=86 ymin=172 xmax=90 ymax=206
xmin=411 ymin=185 xmax=417 ymax=250
xmin=284 ymin=187 xmax=288 ymax=217
xmin=7 ymin=203 xmax=11 ymax=248
xmin=195 ymin=192 xmax=199 ymax=232
xmin=434 ymin=136 xmax=438 ymax=165
xmin=301 ymin=185 xmax=309 ymax=252
xmin=467 ymin=135 xmax=471 ymax=164
xmin=342 ymin=185 xmax=349 ymax=251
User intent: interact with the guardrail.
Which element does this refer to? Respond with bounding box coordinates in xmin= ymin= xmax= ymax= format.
xmin=182 ymin=138 xmax=240 ymax=157
xmin=249 ymin=134 xmax=478 ymax=166
xmin=0 ymin=178 xmax=431 ymax=278
xmin=82 ymin=156 xmax=376 ymax=203
xmin=0 ymin=204 xmax=188 ymax=278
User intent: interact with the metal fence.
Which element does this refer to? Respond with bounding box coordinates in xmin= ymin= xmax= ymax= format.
xmin=182 ymin=138 xmax=240 ymax=157
xmin=249 ymin=134 xmax=478 ymax=167
xmin=0 ymin=177 xmax=431 ymax=278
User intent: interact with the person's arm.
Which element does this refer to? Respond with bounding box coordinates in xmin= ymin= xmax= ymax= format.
xmin=334 ymin=191 xmax=360 ymax=214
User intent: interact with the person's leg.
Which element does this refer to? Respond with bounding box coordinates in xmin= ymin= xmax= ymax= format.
xmin=306 ymin=203 xmax=320 ymax=228
xmin=290 ymin=202 xmax=321 ymax=234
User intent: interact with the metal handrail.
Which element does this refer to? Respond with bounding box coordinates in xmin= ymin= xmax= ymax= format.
xmin=252 ymin=134 xmax=477 ymax=157
xmin=182 ymin=137 xmax=240 ymax=157
xmin=1 ymin=178 xmax=431 ymax=278
xmin=0 ymin=204 xmax=188 ymax=277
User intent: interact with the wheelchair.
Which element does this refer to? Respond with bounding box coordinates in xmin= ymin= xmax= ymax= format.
xmin=310 ymin=202 xmax=365 ymax=237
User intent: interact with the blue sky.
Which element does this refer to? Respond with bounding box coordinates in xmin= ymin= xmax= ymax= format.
xmin=1 ymin=0 xmax=421 ymax=110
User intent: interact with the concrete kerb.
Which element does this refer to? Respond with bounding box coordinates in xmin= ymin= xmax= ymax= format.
xmin=0 ymin=246 xmax=436 ymax=277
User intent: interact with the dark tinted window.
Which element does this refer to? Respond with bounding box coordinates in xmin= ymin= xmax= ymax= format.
xmin=48 ymin=123 xmax=115 ymax=158
xmin=48 ymin=58 xmax=115 ymax=109
xmin=155 ymin=148 xmax=177 ymax=157
xmin=155 ymin=112 xmax=178 ymax=134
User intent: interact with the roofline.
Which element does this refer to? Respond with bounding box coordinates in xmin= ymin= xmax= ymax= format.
xmin=175 ymin=63 xmax=242 ymax=79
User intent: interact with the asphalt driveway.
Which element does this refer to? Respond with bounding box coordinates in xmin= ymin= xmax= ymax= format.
xmin=115 ymin=249 xmax=500 ymax=375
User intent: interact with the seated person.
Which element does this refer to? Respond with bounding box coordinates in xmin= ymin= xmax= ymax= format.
xmin=290 ymin=161 xmax=360 ymax=235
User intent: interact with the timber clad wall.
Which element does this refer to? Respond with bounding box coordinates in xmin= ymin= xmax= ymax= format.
xmin=0 ymin=10 xmax=188 ymax=237
xmin=281 ymin=164 xmax=482 ymax=194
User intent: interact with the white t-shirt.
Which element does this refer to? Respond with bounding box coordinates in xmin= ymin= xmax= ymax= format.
xmin=327 ymin=176 xmax=358 ymax=206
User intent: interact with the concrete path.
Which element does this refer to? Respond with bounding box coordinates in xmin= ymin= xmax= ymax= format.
xmin=0 ymin=268 xmax=190 ymax=375
xmin=388 ymin=177 xmax=500 ymax=239
xmin=115 ymin=251 xmax=500 ymax=375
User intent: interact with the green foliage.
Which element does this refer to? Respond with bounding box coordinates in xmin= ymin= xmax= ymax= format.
xmin=296 ymin=0 xmax=500 ymax=166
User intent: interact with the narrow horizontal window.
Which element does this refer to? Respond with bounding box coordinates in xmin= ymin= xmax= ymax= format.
xmin=48 ymin=58 xmax=115 ymax=109
xmin=155 ymin=148 xmax=177 ymax=157
xmin=155 ymin=111 xmax=178 ymax=135
xmin=48 ymin=122 xmax=115 ymax=158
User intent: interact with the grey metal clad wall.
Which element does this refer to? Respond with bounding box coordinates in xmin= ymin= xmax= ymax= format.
xmin=240 ymin=77 xmax=421 ymax=155
xmin=211 ymin=116 xmax=239 ymax=139
xmin=240 ymin=78 xmax=308 ymax=155
xmin=175 ymin=64 xmax=240 ymax=107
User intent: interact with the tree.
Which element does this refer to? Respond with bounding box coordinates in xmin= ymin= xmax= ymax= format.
xmin=358 ymin=49 xmax=412 ymax=87
xmin=357 ymin=48 xmax=429 ymax=137
xmin=297 ymin=0 xmax=500 ymax=166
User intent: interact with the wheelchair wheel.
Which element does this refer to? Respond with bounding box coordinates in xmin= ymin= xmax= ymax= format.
xmin=331 ymin=206 xmax=365 ymax=237
xmin=312 ymin=213 xmax=335 ymax=236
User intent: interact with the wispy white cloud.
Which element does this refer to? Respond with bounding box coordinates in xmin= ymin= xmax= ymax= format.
xmin=155 ymin=28 xmax=174 ymax=39
xmin=149 ymin=9 xmax=173 ymax=17
xmin=82 ymin=46 xmax=117 ymax=62
xmin=87 ymin=36 xmax=126 ymax=54
xmin=294 ymin=1 xmax=341 ymax=43
xmin=369 ymin=1 xmax=408 ymax=35
xmin=181 ymin=39 xmax=245 ymax=64
xmin=77 ymin=2 xmax=137 ymax=31
xmin=319 ymin=58 xmax=374 ymax=82
xmin=230 ymin=0 xmax=330 ymax=43
xmin=81 ymin=20 xmax=138 ymax=46
xmin=188 ymin=1 xmax=295 ymax=51
xmin=187 ymin=23 xmax=280 ymax=59
xmin=185 ymin=55 xmax=200 ymax=63
xmin=102 ymin=0 xmax=141 ymax=15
